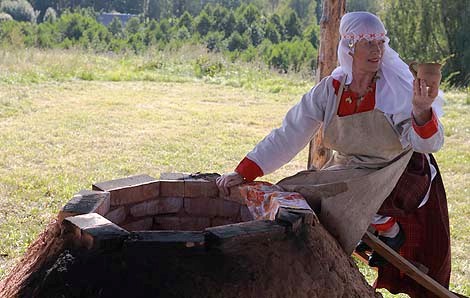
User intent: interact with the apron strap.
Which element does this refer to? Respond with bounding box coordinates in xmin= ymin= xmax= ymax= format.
xmin=333 ymin=75 xmax=347 ymax=114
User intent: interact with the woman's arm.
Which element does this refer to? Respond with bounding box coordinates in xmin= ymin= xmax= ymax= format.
xmin=237 ymin=77 xmax=332 ymax=180
xmin=397 ymin=79 xmax=445 ymax=153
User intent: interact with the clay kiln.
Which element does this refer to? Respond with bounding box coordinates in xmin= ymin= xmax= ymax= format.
xmin=0 ymin=173 xmax=380 ymax=298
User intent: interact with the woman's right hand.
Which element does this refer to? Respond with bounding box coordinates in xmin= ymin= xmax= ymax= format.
xmin=216 ymin=172 xmax=244 ymax=196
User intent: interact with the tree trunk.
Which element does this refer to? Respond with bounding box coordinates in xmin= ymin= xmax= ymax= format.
xmin=307 ymin=0 xmax=346 ymax=170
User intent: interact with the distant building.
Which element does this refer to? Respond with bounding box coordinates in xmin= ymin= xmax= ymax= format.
xmin=97 ymin=13 xmax=137 ymax=27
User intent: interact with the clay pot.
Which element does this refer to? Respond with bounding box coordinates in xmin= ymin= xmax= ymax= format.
xmin=409 ymin=61 xmax=442 ymax=87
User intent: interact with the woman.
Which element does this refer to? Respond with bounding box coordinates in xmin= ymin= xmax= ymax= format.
xmin=216 ymin=12 xmax=450 ymax=297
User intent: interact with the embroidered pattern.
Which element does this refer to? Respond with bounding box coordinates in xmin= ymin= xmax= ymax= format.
xmin=342 ymin=32 xmax=386 ymax=43
xmin=239 ymin=182 xmax=312 ymax=220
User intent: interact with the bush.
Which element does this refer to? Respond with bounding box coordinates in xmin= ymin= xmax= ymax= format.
xmin=264 ymin=39 xmax=317 ymax=73
xmin=108 ymin=16 xmax=123 ymax=37
xmin=1 ymin=0 xmax=37 ymax=23
xmin=196 ymin=11 xmax=211 ymax=37
xmin=176 ymin=25 xmax=190 ymax=40
xmin=227 ymin=31 xmax=248 ymax=51
xmin=57 ymin=12 xmax=95 ymax=41
xmin=247 ymin=23 xmax=264 ymax=47
xmin=193 ymin=55 xmax=223 ymax=78
xmin=0 ymin=12 xmax=13 ymax=22
xmin=125 ymin=17 xmax=140 ymax=35
xmin=178 ymin=11 xmax=193 ymax=32
xmin=0 ymin=20 xmax=26 ymax=47
xmin=265 ymin=22 xmax=280 ymax=44
xmin=43 ymin=7 xmax=57 ymax=23
xmin=37 ymin=22 xmax=55 ymax=48
xmin=205 ymin=31 xmax=224 ymax=52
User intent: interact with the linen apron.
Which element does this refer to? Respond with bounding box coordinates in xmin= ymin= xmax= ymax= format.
xmin=278 ymin=76 xmax=413 ymax=254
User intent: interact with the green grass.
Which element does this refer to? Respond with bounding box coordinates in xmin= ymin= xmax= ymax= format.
xmin=0 ymin=48 xmax=468 ymax=297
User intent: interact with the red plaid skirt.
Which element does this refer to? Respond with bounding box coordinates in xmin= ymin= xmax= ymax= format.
xmin=375 ymin=153 xmax=451 ymax=297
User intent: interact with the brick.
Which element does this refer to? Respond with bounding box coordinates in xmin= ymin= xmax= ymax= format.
xmin=157 ymin=197 xmax=183 ymax=214
xmin=159 ymin=172 xmax=189 ymax=180
xmin=218 ymin=199 xmax=241 ymax=218
xmin=184 ymin=197 xmax=219 ymax=217
xmin=92 ymin=174 xmax=160 ymax=206
xmin=64 ymin=211 xmax=111 ymax=229
xmin=93 ymin=174 xmax=157 ymax=190
xmin=130 ymin=197 xmax=183 ymax=217
xmin=159 ymin=180 xmax=185 ymax=197
xmin=219 ymin=185 xmax=245 ymax=204
xmin=275 ymin=207 xmax=303 ymax=233
xmin=240 ymin=205 xmax=254 ymax=221
xmin=122 ymin=217 xmax=153 ymax=231
xmin=124 ymin=231 xmax=205 ymax=255
xmin=153 ymin=216 xmax=181 ymax=230
xmin=205 ymin=220 xmax=286 ymax=252
xmin=179 ymin=217 xmax=211 ymax=231
xmin=130 ymin=201 xmax=157 ymax=217
xmin=278 ymin=207 xmax=319 ymax=226
xmin=211 ymin=217 xmax=237 ymax=227
xmin=63 ymin=213 xmax=129 ymax=250
xmin=184 ymin=179 xmax=219 ymax=198
xmin=58 ymin=190 xmax=110 ymax=222
xmin=130 ymin=231 xmax=204 ymax=244
xmin=104 ymin=206 xmax=127 ymax=225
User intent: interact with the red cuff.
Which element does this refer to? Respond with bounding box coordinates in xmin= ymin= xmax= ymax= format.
xmin=371 ymin=217 xmax=396 ymax=232
xmin=235 ymin=157 xmax=264 ymax=182
xmin=412 ymin=109 xmax=439 ymax=139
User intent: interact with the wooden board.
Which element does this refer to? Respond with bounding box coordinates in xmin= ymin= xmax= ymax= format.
xmin=362 ymin=231 xmax=460 ymax=298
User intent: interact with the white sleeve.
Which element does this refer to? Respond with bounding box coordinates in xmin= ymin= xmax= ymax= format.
xmin=394 ymin=91 xmax=445 ymax=153
xmin=408 ymin=117 xmax=444 ymax=153
xmin=246 ymin=77 xmax=330 ymax=175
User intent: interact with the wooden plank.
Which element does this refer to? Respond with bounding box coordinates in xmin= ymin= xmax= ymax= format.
xmin=363 ymin=231 xmax=458 ymax=298
xmin=353 ymin=248 xmax=429 ymax=274
xmin=451 ymin=291 xmax=469 ymax=298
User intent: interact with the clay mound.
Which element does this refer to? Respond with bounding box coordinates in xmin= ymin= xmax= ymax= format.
xmin=8 ymin=224 xmax=379 ymax=298
xmin=0 ymin=174 xmax=382 ymax=298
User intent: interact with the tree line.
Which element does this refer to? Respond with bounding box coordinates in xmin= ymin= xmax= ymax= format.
xmin=0 ymin=0 xmax=468 ymax=86
xmin=0 ymin=1 xmax=320 ymax=74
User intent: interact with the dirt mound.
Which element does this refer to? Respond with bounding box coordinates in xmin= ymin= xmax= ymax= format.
xmin=10 ymin=224 xmax=380 ymax=298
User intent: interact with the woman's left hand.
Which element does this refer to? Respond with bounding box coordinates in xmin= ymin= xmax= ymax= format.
xmin=412 ymin=79 xmax=437 ymax=125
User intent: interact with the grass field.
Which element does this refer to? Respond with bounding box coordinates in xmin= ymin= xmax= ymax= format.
xmin=0 ymin=48 xmax=468 ymax=297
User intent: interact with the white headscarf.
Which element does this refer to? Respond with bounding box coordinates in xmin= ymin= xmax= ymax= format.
xmin=331 ymin=12 xmax=443 ymax=122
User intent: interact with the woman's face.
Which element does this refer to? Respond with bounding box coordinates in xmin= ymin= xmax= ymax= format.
xmin=351 ymin=39 xmax=386 ymax=74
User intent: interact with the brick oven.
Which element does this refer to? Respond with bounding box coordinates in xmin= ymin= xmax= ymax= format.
xmin=0 ymin=173 xmax=380 ymax=298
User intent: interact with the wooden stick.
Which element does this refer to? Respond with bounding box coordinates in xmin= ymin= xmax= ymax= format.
xmin=362 ymin=231 xmax=459 ymax=298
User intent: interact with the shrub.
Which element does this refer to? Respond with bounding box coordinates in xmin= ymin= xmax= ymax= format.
xmin=1 ymin=0 xmax=37 ymax=23
xmin=193 ymin=55 xmax=223 ymax=78
xmin=108 ymin=16 xmax=123 ymax=37
xmin=284 ymin=11 xmax=301 ymax=41
xmin=57 ymin=12 xmax=95 ymax=41
xmin=125 ymin=17 xmax=141 ymax=35
xmin=43 ymin=7 xmax=57 ymax=23
xmin=0 ymin=12 xmax=13 ymax=22
xmin=205 ymin=31 xmax=224 ymax=52
xmin=303 ymin=23 xmax=319 ymax=47
xmin=196 ymin=11 xmax=211 ymax=37
xmin=178 ymin=11 xmax=193 ymax=32
xmin=37 ymin=22 xmax=55 ymax=48
xmin=176 ymin=25 xmax=190 ymax=40
xmin=227 ymin=31 xmax=248 ymax=51
xmin=0 ymin=20 xmax=26 ymax=47
xmin=265 ymin=22 xmax=280 ymax=44
xmin=247 ymin=22 xmax=264 ymax=47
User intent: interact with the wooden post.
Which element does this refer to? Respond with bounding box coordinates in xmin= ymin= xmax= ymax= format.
xmin=307 ymin=0 xmax=346 ymax=170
